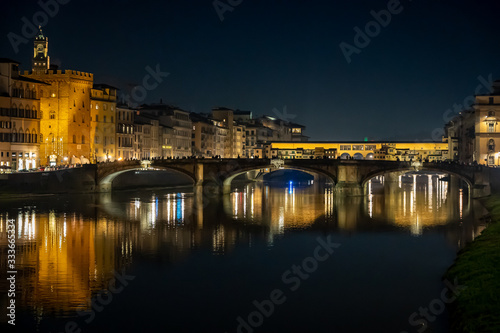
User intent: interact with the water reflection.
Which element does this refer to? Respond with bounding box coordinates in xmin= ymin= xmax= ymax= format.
xmin=0 ymin=173 xmax=488 ymax=323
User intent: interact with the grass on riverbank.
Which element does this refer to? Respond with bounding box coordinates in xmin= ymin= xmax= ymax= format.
xmin=445 ymin=195 xmax=500 ymax=333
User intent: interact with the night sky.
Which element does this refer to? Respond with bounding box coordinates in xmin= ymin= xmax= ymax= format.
xmin=1 ymin=0 xmax=499 ymax=141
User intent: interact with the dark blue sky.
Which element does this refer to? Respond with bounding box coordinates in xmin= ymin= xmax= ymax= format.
xmin=1 ymin=0 xmax=499 ymax=141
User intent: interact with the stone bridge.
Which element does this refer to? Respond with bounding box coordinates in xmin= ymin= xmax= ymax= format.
xmin=94 ymin=158 xmax=491 ymax=198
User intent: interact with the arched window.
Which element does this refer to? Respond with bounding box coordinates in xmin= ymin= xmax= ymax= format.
xmin=32 ymin=129 xmax=36 ymax=143
xmin=489 ymin=111 xmax=495 ymax=117
xmin=32 ymin=106 xmax=37 ymax=119
xmin=11 ymin=131 xmax=16 ymax=143
xmin=18 ymin=128 xmax=24 ymax=143
xmin=26 ymin=129 xmax=30 ymax=143
xmin=11 ymin=104 xmax=17 ymax=117
xmin=488 ymin=139 xmax=495 ymax=152
xmin=49 ymin=111 xmax=56 ymax=119
xmin=19 ymin=105 xmax=25 ymax=118
xmin=39 ymin=133 xmax=43 ymax=143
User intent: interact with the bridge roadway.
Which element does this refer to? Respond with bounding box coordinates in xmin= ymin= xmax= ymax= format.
xmin=95 ymin=158 xmax=491 ymax=198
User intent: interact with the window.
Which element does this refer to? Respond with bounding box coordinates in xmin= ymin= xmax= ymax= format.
xmin=488 ymin=122 xmax=495 ymax=133
xmin=103 ymin=104 xmax=107 ymax=111
xmin=340 ymin=145 xmax=351 ymax=151
xmin=365 ymin=145 xmax=376 ymax=151
xmin=353 ymin=145 xmax=364 ymax=151
xmin=73 ymin=135 xmax=76 ymax=143
xmin=489 ymin=111 xmax=495 ymax=117
xmin=49 ymin=111 xmax=55 ymax=119
xmin=95 ymin=115 xmax=98 ymax=122
xmin=488 ymin=139 xmax=495 ymax=152
xmin=82 ymin=135 xmax=85 ymax=144
xmin=96 ymin=104 xmax=99 ymax=110
xmin=103 ymin=116 xmax=106 ymax=123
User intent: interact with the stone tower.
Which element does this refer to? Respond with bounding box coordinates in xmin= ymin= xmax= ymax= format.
xmin=32 ymin=26 xmax=50 ymax=73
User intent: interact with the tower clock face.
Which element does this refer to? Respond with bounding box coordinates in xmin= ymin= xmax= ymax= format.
xmin=37 ymin=44 xmax=43 ymax=52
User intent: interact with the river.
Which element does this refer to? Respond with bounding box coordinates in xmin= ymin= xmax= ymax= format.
xmin=0 ymin=173 xmax=488 ymax=333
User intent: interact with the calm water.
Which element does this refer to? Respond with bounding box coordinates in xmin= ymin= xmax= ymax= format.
xmin=0 ymin=174 xmax=488 ymax=333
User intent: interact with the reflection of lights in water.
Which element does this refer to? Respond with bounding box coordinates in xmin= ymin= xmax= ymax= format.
xmin=176 ymin=194 xmax=183 ymax=223
xmin=150 ymin=197 xmax=156 ymax=228
xmin=289 ymin=180 xmax=293 ymax=194
xmin=212 ymin=225 xmax=225 ymax=253
xmin=18 ymin=211 xmax=22 ymax=237
xmin=428 ymin=175 xmax=433 ymax=209
xmin=403 ymin=191 xmax=406 ymax=216
xmin=459 ymin=188 xmax=463 ymax=220
xmin=367 ymin=181 xmax=373 ymax=218
xmin=399 ymin=175 xmax=402 ymax=188
xmin=250 ymin=188 xmax=254 ymax=219
xmin=243 ymin=189 xmax=247 ymax=217
xmin=410 ymin=190 xmax=414 ymax=214
xmin=234 ymin=192 xmax=238 ymax=218
xmin=411 ymin=215 xmax=422 ymax=236
xmin=279 ymin=207 xmax=285 ymax=234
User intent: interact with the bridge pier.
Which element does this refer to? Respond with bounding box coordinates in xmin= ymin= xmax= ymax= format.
xmin=334 ymin=164 xmax=363 ymax=196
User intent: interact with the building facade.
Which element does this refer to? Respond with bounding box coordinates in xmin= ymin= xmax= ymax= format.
xmin=444 ymin=80 xmax=500 ymax=166
xmin=267 ymin=141 xmax=450 ymax=161
xmin=116 ymin=104 xmax=135 ymax=160
xmin=90 ymin=84 xmax=117 ymax=162
xmin=0 ymin=59 xmax=46 ymax=170
xmin=26 ymin=29 xmax=94 ymax=166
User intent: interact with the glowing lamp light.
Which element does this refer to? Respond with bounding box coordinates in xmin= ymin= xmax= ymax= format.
xmin=63 ymin=156 xmax=68 ymax=161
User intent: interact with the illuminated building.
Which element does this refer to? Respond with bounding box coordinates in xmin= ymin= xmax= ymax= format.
xmin=90 ymin=84 xmax=117 ymax=162
xmin=445 ymin=80 xmax=500 ymax=165
xmin=32 ymin=27 xmax=49 ymax=73
xmin=26 ymin=28 xmax=93 ymax=165
xmin=116 ymin=104 xmax=135 ymax=160
xmin=0 ymin=58 xmax=46 ymax=170
xmin=139 ymin=103 xmax=192 ymax=158
xmin=134 ymin=115 xmax=160 ymax=159
xmin=190 ymin=112 xmax=229 ymax=158
xmin=266 ymin=141 xmax=450 ymax=160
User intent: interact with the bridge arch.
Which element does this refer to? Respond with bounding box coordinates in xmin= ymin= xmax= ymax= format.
xmin=340 ymin=153 xmax=351 ymax=159
xmin=353 ymin=153 xmax=364 ymax=160
xmin=97 ymin=164 xmax=195 ymax=192
xmin=221 ymin=165 xmax=336 ymax=193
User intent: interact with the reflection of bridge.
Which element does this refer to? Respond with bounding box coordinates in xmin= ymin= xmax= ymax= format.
xmin=95 ymin=159 xmax=491 ymax=198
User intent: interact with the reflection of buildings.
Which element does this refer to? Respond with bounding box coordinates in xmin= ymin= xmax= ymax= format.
xmin=368 ymin=174 xmax=471 ymax=235
xmin=0 ymin=210 xmax=131 ymax=315
xmin=0 ymin=177 xmax=487 ymax=317
xmin=228 ymin=183 xmax=329 ymax=238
